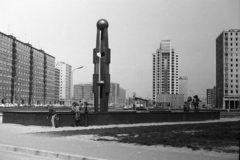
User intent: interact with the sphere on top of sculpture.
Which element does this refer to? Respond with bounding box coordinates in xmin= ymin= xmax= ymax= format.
xmin=97 ymin=19 xmax=109 ymax=30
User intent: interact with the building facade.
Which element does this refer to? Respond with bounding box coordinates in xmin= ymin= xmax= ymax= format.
xmin=55 ymin=61 xmax=72 ymax=105
xmin=179 ymin=76 xmax=188 ymax=102
xmin=216 ymin=29 xmax=240 ymax=109
xmin=54 ymin=68 xmax=60 ymax=104
xmin=206 ymin=86 xmax=216 ymax=107
xmin=152 ymin=40 xmax=179 ymax=103
xmin=119 ymin=87 xmax=126 ymax=106
xmin=73 ymin=82 xmax=126 ymax=107
xmin=0 ymin=31 xmax=55 ymax=105
xmin=109 ymin=82 xmax=120 ymax=106
xmin=155 ymin=94 xmax=184 ymax=108
xmin=73 ymin=83 xmax=93 ymax=104
xmin=73 ymin=84 xmax=84 ymax=101
xmin=0 ymin=34 xmax=13 ymax=103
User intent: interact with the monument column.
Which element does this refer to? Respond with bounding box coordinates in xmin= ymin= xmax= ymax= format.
xmin=93 ymin=19 xmax=111 ymax=113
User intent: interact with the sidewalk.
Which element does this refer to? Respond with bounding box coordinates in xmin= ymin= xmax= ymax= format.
xmin=0 ymin=118 xmax=239 ymax=160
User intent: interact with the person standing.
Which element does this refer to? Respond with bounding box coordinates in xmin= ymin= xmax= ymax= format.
xmin=183 ymin=101 xmax=187 ymax=112
xmin=46 ymin=105 xmax=57 ymax=128
xmin=71 ymin=102 xmax=81 ymax=127
xmin=193 ymin=95 xmax=200 ymax=112
xmin=82 ymin=102 xmax=90 ymax=127
xmin=187 ymin=96 xmax=192 ymax=111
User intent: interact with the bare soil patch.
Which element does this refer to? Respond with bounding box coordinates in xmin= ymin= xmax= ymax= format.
xmin=35 ymin=121 xmax=240 ymax=153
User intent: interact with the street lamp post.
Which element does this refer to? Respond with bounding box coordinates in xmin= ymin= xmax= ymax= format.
xmin=71 ymin=66 xmax=83 ymax=104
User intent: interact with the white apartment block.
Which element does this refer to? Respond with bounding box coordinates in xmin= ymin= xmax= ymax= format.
xmin=216 ymin=29 xmax=240 ymax=109
xmin=109 ymin=82 xmax=120 ymax=105
xmin=55 ymin=61 xmax=72 ymax=105
xmin=152 ymin=40 xmax=179 ymax=102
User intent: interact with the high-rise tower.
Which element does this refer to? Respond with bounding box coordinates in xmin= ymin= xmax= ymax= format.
xmin=55 ymin=61 xmax=72 ymax=105
xmin=216 ymin=29 xmax=240 ymax=109
xmin=152 ymin=40 xmax=179 ymax=102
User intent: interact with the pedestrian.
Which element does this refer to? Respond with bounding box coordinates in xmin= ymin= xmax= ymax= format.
xmin=187 ymin=96 xmax=192 ymax=111
xmin=82 ymin=101 xmax=90 ymax=127
xmin=71 ymin=102 xmax=81 ymax=127
xmin=192 ymin=95 xmax=200 ymax=112
xmin=46 ymin=105 xmax=58 ymax=128
xmin=183 ymin=101 xmax=187 ymax=112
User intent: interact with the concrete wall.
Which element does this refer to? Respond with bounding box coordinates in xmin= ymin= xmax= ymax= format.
xmin=2 ymin=111 xmax=220 ymax=127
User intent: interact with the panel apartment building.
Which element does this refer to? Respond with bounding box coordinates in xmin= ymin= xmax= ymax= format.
xmin=206 ymin=87 xmax=216 ymax=107
xmin=73 ymin=82 xmax=126 ymax=106
xmin=55 ymin=61 xmax=72 ymax=105
xmin=0 ymin=31 xmax=55 ymax=105
xmin=73 ymin=83 xmax=93 ymax=104
xmin=152 ymin=40 xmax=179 ymax=103
xmin=54 ymin=68 xmax=60 ymax=104
xmin=216 ymin=29 xmax=240 ymax=109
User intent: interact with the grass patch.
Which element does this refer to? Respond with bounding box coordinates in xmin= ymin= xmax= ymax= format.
xmin=35 ymin=121 xmax=240 ymax=153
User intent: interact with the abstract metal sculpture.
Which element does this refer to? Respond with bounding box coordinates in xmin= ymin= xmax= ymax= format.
xmin=93 ymin=19 xmax=110 ymax=113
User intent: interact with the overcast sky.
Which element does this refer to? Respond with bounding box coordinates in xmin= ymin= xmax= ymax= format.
xmin=0 ymin=0 xmax=239 ymax=99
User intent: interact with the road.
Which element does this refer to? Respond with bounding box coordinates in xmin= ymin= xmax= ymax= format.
xmin=0 ymin=150 xmax=60 ymax=160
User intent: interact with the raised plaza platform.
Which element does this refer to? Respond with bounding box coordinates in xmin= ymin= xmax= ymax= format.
xmin=2 ymin=111 xmax=220 ymax=127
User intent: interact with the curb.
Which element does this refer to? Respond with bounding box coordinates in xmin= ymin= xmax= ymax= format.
xmin=0 ymin=144 xmax=106 ymax=160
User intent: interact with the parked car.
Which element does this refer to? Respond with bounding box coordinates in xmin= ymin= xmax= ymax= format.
xmin=123 ymin=105 xmax=133 ymax=110
xmin=12 ymin=103 xmax=18 ymax=107
xmin=42 ymin=104 xmax=49 ymax=108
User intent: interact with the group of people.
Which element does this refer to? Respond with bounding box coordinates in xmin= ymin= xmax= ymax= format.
xmin=71 ymin=101 xmax=90 ymax=127
xmin=46 ymin=101 xmax=90 ymax=128
xmin=183 ymin=95 xmax=200 ymax=112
